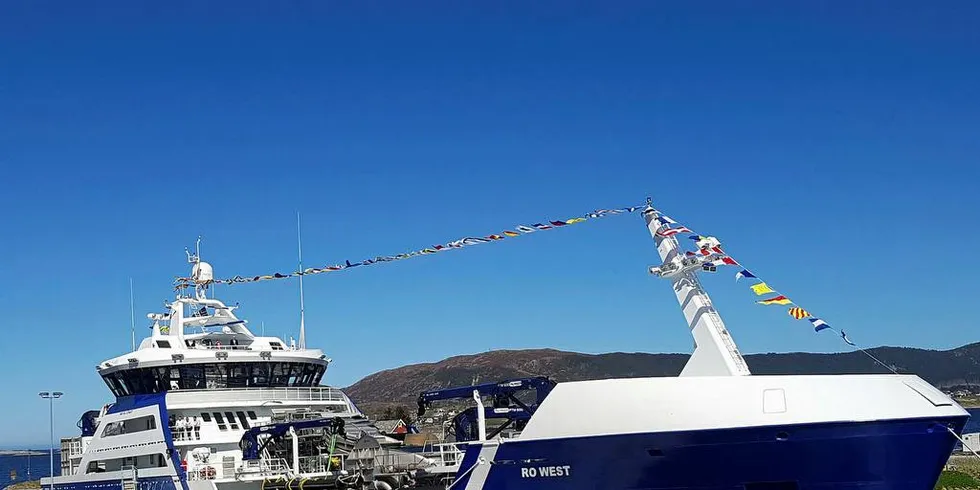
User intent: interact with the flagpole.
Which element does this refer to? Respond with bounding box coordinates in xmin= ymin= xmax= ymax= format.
xmin=129 ymin=278 xmax=136 ymax=352
xmin=297 ymin=212 xmax=306 ymax=350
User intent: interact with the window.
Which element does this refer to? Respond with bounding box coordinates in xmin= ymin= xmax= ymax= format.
xmin=236 ymin=412 xmax=250 ymax=429
xmin=101 ymin=415 xmax=156 ymax=437
xmin=270 ymin=342 xmax=284 ymax=351
xmin=200 ymin=413 xmax=212 ymax=422
xmin=100 ymin=361 xmax=328 ymax=394
xmin=156 ymin=340 xmax=171 ymax=348
xmin=213 ymin=412 xmax=227 ymax=431
xmin=225 ymin=412 xmax=239 ymax=430
xmin=246 ymin=411 xmax=257 ymax=420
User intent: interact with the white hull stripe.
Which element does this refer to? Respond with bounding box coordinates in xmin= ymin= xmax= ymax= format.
xmin=463 ymin=443 xmax=500 ymax=490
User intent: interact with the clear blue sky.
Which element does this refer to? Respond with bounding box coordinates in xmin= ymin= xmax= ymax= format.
xmin=1 ymin=2 xmax=978 ymax=447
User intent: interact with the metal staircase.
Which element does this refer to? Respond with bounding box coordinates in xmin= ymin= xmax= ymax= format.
xmin=120 ymin=466 xmax=138 ymax=490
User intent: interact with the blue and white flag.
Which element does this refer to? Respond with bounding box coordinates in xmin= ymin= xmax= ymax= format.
xmin=656 ymin=215 xmax=677 ymax=226
xmin=840 ymin=330 xmax=856 ymax=346
xmin=808 ymin=318 xmax=831 ymax=332
xmin=735 ymin=269 xmax=756 ymax=282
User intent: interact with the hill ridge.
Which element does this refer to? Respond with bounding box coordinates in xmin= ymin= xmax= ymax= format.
xmin=345 ymin=342 xmax=980 ymax=407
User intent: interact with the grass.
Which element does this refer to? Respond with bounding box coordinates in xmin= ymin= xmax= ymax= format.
xmin=937 ymin=470 xmax=980 ymax=489
xmin=940 ymin=456 xmax=980 ymax=489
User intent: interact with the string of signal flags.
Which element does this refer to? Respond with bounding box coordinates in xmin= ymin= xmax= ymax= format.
xmin=175 ymin=198 xmax=892 ymax=371
xmin=174 ymin=203 xmax=648 ymax=290
xmin=651 ymin=211 xmax=898 ymax=373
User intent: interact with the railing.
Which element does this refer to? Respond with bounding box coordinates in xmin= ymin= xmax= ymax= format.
xmin=166 ymin=386 xmax=351 ymax=405
xmin=186 ymin=344 xmax=252 ymax=351
xmin=234 ymin=458 xmax=291 ymax=478
xmin=299 ymin=454 xmax=344 ymax=475
xmin=418 ymin=442 xmax=465 ymax=470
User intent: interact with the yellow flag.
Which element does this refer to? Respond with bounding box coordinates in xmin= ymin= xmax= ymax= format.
xmin=750 ymin=282 xmax=776 ymax=296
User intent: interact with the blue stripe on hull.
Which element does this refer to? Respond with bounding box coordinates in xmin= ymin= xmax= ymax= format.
xmin=54 ymin=476 xmax=179 ymax=490
xmin=457 ymin=415 xmax=968 ymax=490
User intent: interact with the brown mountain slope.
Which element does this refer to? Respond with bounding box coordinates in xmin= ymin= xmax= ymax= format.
xmin=344 ymin=343 xmax=980 ymax=408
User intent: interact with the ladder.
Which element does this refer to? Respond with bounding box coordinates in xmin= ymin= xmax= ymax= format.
xmin=120 ymin=466 xmax=138 ymax=490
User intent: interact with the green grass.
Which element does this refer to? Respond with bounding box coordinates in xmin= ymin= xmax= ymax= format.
xmin=936 ymin=470 xmax=980 ymax=489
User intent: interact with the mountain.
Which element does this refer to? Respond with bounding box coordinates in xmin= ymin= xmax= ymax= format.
xmin=344 ymin=343 xmax=980 ymax=409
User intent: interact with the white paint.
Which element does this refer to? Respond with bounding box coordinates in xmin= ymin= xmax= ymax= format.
xmin=521 ymin=465 xmax=571 ymax=478
xmin=474 ymin=389 xmax=487 ymax=441
xmin=519 ymin=374 xmax=968 ymax=441
xmin=762 ymin=388 xmax=787 ymax=414
xmin=462 ymin=443 xmax=499 ymax=490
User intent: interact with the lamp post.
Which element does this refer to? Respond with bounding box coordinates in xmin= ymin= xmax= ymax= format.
xmin=38 ymin=391 xmax=63 ymax=490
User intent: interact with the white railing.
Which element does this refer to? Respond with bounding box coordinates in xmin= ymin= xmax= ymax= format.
xmin=167 ymin=386 xmax=350 ymax=405
xmin=418 ymin=442 xmax=465 ymax=470
xmin=234 ymin=458 xmax=291 ymax=478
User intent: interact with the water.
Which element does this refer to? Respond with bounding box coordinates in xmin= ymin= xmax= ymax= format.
xmin=0 ymin=453 xmax=60 ymax=489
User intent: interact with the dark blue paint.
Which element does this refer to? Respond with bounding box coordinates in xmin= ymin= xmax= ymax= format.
xmin=455 ymin=415 xmax=968 ymax=489
xmin=53 ymin=475 xmax=178 ymax=490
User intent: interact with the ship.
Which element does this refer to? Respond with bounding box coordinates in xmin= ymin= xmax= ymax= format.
xmin=44 ymin=200 xmax=969 ymax=490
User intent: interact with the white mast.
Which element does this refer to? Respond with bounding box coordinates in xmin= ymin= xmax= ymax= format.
xmin=129 ymin=278 xmax=136 ymax=351
xmin=642 ymin=199 xmax=751 ymax=377
xmin=297 ymin=212 xmax=307 ymax=350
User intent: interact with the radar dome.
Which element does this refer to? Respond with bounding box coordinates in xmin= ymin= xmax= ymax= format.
xmin=192 ymin=261 xmax=214 ymax=283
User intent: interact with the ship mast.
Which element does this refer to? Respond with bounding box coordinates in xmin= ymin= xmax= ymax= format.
xmin=642 ymin=200 xmax=751 ymax=377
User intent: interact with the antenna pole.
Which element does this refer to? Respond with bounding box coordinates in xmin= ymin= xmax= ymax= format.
xmin=129 ymin=278 xmax=136 ymax=351
xmin=297 ymin=212 xmax=307 ymax=350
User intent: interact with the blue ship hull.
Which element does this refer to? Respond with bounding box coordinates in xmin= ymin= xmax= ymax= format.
xmin=453 ymin=415 xmax=968 ymax=490
xmin=53 ymin=476 xmax=178 ymax=490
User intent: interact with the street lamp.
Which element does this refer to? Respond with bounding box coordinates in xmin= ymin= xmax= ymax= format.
xmin=38 ymin=391 xmax=63 ymax=490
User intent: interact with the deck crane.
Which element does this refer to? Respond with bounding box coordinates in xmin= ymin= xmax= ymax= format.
xmin=416 ymin=376 xmax=556 ymax=442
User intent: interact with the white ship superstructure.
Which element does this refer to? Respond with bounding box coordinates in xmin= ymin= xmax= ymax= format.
xmin=50 ymin=249 xmax=425 ymax=490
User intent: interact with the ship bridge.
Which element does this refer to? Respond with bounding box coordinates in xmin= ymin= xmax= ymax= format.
xmin=96 ymin=253 xmax=331 ymax=398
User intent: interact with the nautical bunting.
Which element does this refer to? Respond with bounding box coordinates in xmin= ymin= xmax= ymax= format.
xmin=757 ymin=295 xmax=792 ymax=305
xmin=788 ymin=307 xmax=810 ymax=320
xmin=175 ymin=203 xmax=645 ymax=288
xmin=656 ymin=226 xmax=693 ymax=237
xmin=808 ymin=318 xmax=831 ymax=332
xmin=650 ymin=204 xmax=897 ymax=375
xmin=649 ymin=206 xmax=875 ymax=365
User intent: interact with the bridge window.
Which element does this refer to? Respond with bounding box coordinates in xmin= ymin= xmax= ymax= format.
xmin=101 ymin=361 xmax=328 ymax=395
xmin=101 ymin=415 xmax=156 ymax=437
xmin=156 ymin=340 xmax=171 ymax=348
xmin=212 ymin=412 xmax=227 ymax=431
xmin=236 ymin=412 xmax=251 ymax=429
xmin=225 ymin=412 xmax=239 ymax=430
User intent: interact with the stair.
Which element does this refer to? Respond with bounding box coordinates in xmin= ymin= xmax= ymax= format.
xmin=120 ymin=466 xmax=138 ymax=490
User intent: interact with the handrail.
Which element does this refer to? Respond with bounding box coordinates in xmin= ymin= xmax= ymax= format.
xmin=167 ymin=386 xmax=350 ymax=403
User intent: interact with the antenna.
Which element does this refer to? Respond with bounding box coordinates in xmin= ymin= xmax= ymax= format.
xmin=297 ymin=212 xmax=307 ymax=350
xmin=129 ymin=278 xmax=136 ymax=351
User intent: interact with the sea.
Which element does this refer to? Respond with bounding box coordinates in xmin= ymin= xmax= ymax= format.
xmin=2 ymin=408 xmax=979 ymax=488
xmin=1 ymin=451 xmax=60 ymax=489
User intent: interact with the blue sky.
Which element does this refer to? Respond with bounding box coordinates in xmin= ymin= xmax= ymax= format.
xmin=1 ymin=2 xmax=978 ymax=446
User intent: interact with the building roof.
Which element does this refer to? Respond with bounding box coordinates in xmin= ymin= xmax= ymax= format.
xmin=373 ymin=419 xmax=407 ymax=433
